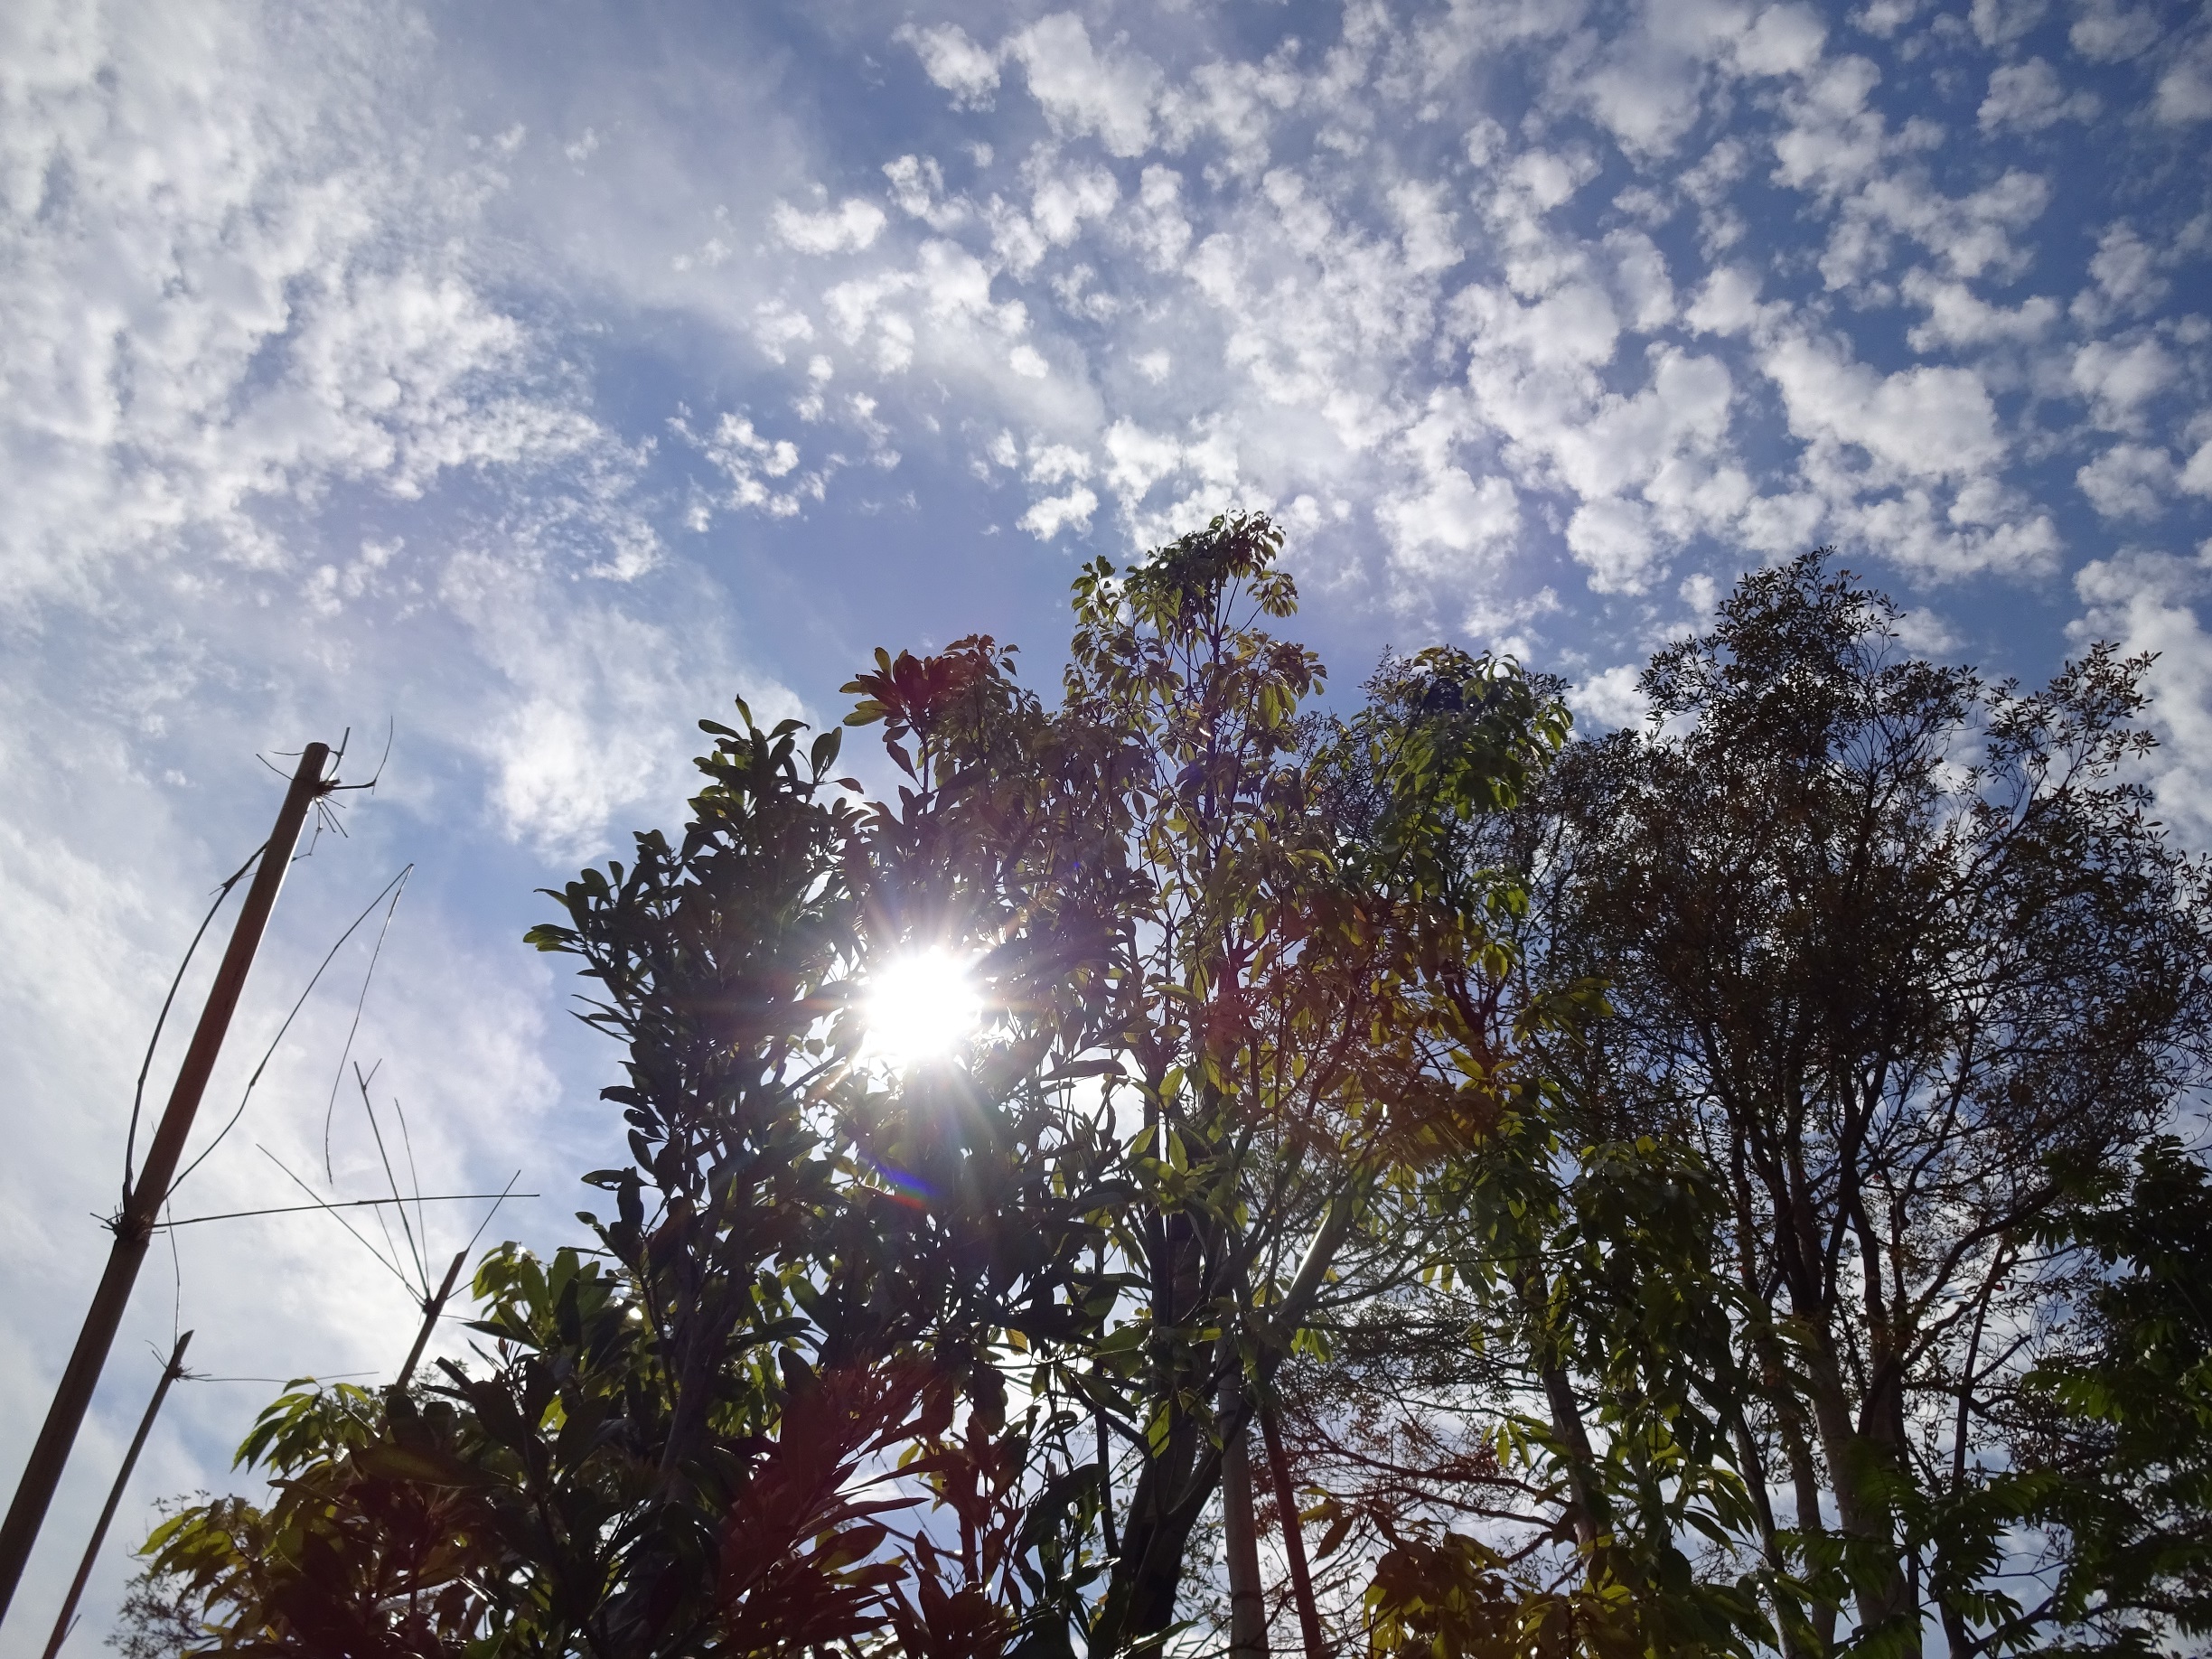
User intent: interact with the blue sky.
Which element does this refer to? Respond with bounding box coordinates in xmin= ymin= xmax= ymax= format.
xmin=3 ymin=0 xmax=2209 ymax=1640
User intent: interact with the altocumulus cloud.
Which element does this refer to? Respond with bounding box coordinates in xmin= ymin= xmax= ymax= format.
xmin=2 ymin=0 xmax=2210 ymax=1641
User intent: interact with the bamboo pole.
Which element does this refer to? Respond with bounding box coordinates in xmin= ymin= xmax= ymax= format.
xmin=38 ymin=1331 xmax=193 ymax=1659
xmin=0 ymin=744 xmax=331 ymax=1621
xmin=395 ymin=1249 xmax=469 ymax=1392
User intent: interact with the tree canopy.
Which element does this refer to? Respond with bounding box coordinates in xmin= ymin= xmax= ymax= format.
xmin=124 ymin=527 xmax=2212 ymax=1659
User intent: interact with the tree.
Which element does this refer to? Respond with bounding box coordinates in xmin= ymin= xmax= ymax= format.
xmin=124 ymin=706 xmax=1059 ymax=1654
xmin=2003 ymin=1136 xmax=2212 ymax=1650
xmin=1288 ymin=651 xmax=1782 ymax=1659
xmin=1513 ymin=553 xmax=2212 ymax=1655
xmin=839 ymin=520 xmax=1577 ymax=1654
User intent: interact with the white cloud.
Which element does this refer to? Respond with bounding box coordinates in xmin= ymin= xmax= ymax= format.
xmin=2068 ymin=1 xmax=2161 ymax=61
xmin=1128 ymin=165 xmax=1194 ymax=270
xmin=1890 ymin=605 xmax=1960 ymax=652
xmin=1102 ymin=421 xmax=1182 ymax=501
xmin=2183 ymin=439 xmax=2212 ymax=496
xmin=1018 ymin=483 xmax=1099 ymax=539
xmin=2153 ymin=38 xmax=2212 ymax=124
xmin=2072 ymin=545 xmax=2212 ymax=841
xmin=896 ymin=22 xmax=1001 ymax=110
xmin=1391 ymin=181 xmax=1465 ymax=276
xmin=1757 ymin=333 xmax=2061 ymax=576
xmin=1022 ymin=442 xmax=1088 ymax=486
xmin=2072 ymin=337 xmax=2177 ymax=431
xmin=1462 ymin=583 xmax=1561 ymax=651
xmin=1684 ymin=266 xmax=1769 ymax=335
xmin=1157 ymin=49 xmax=1303 ymax=176
xmin=442 ymin=548 xmax=764 ymax=851
xmin=1572 ymin=663 xmax=1652 ymax=730
xmin=1567 ymin=497 xmax=1664 ymax=592
xmin=1008 ymin=14 xmax=1160 ymax=158
xmin=1770 ymin=56 xmax=2051 ymax=291
xmin=2077 ymin=443 xmax=2177 ymax=519
xmin=1901 ymin=270 xmax=2059 ymax=351
xmin=1852 ymin=0 xmax=1925 ymax=37
xmin=752 ymin=301 xmax=815 ymax=362
xmin=1764 ymin=334 xmax=2005 ymax=481
xmin=1376 ymin=467 xmax=1521 ymax=573
xmin=1032 ymin=162 xmax=1120 ymax=245
xmin=1570 ymin=0 xmax=1825 ymax=161
xmin=2085 ymin=222 xmax=2168 ymax=314
xmin=688 ymin=411 xmax=811 ymax=517
xmin=772 ymin=197 xmax=888 ymax=255
xmin=0 ymin=0 xmax=607 ymax=601
xmin=1971 ymin=0 xmax=2048 ymax=48
xmin=1607 ymin=230 xmax=1677 ymax=331
xmin=1978 ymin=58 xmax=2100 ymax=131
xmin=883 ymin=154 xmax=965 ymax=231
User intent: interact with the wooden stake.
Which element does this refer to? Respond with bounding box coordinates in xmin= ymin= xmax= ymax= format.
xmin=0 ymin=744 xmax=330 ymax=1622
xmin=38 ymin=1332 xmax=192 ymax=1659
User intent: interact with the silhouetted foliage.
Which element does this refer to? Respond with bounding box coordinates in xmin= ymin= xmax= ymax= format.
xmin=121 ymin=539 xmax=2212 ymax=1659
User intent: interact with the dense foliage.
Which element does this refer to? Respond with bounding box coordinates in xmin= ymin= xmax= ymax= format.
xmin=123 ymin=528 xmax=2212 ymax=1657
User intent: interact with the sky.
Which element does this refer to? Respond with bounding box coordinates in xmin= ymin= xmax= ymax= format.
xmin=2 ymin=0 xmax=2210 ymax=1642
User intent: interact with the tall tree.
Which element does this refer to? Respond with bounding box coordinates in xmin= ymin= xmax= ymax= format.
xmin=845 ymin=520 xmax=1574 ymax=1653
xmin=1522 ymin=554 xmax=2212 ymax=1655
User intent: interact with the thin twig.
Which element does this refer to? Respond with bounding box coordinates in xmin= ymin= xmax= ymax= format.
xmin=322 ymin=865 xmax=412 ymax=1177
xmin=358 ymin=1064 xmax=428 ymax=1290
xmin=167 ymin=865 xmax=412 ymax=1202
xmin=123 ymin=845 xmax=265 ymax=1204
xmin=463 ymin=1172 xmax=524 ymax=1259
xmin=153 ymin=1193 xmax=537 ymax=1228
xmin=256 ymin=1147 xmax=419 ymax=1298
xmin=392 ymin=1094 xmax=431 ymax=1284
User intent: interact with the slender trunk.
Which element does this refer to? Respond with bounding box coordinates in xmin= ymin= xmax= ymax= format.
xmin=1802 ymin=1338 xmax=1916 ymax=1654
xmin=1260 ymin=1399 xmax=1326 ymax=1659
xmin=1743 ymin=1302 xmax=1836 ymax=1654
xmin=1098 ymin=1405 xmax=1120 ymax=1559
xmin=1095 ymin=1208 xmax=1208 ymax=1650
xmin=1094 ymin=1414 xmax=1209 ymax=1651
xmin=0 ymin=744 xmax=330 ymax=1619
xmin=1729 ymin=1413 xmax=1804 ymax=1659
xmin=1095 ymin=1153 xmax=1372 ymax=1654
xmin=1729 ymin=1144 xmax=1836 ymax=1654
xmin=1222 ymin=1365 xmax=1268 ymax=1659
xmin=1517 ymin=1263 xmax=1604 ymax=1557
xmin=1779 ymin=1400 xmax=1836 ymax=1654
xmin=40 ymin=1333 xmax=192 ymax=1659
xmin=395 ymin=1249 xmax=468 ymax=1392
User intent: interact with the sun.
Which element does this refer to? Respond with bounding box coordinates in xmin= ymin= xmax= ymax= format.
xmin=859 ymin=948 xmax=984 ymax=1069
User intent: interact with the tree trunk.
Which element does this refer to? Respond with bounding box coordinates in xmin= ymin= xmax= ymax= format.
xmin=1222 ymin=1366 xmax=1269 ymax=1659
xmin=1094 ymin=1207 xmax=1209 ymax=1650
xmin=1779 ymin=1399 xmax=1836 ymax=1654
xmin=1260 ymin=1400 xmax=1326 ymax=1659
xmin=1518 ymin=1263 xmax=1605 ymax=1557
xmin=1802 ymin=1338 xmax=1917 ymax=1654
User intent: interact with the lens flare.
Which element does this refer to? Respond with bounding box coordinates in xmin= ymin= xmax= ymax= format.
xmin=860 ymin=949 xmax=983 ymax=1068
